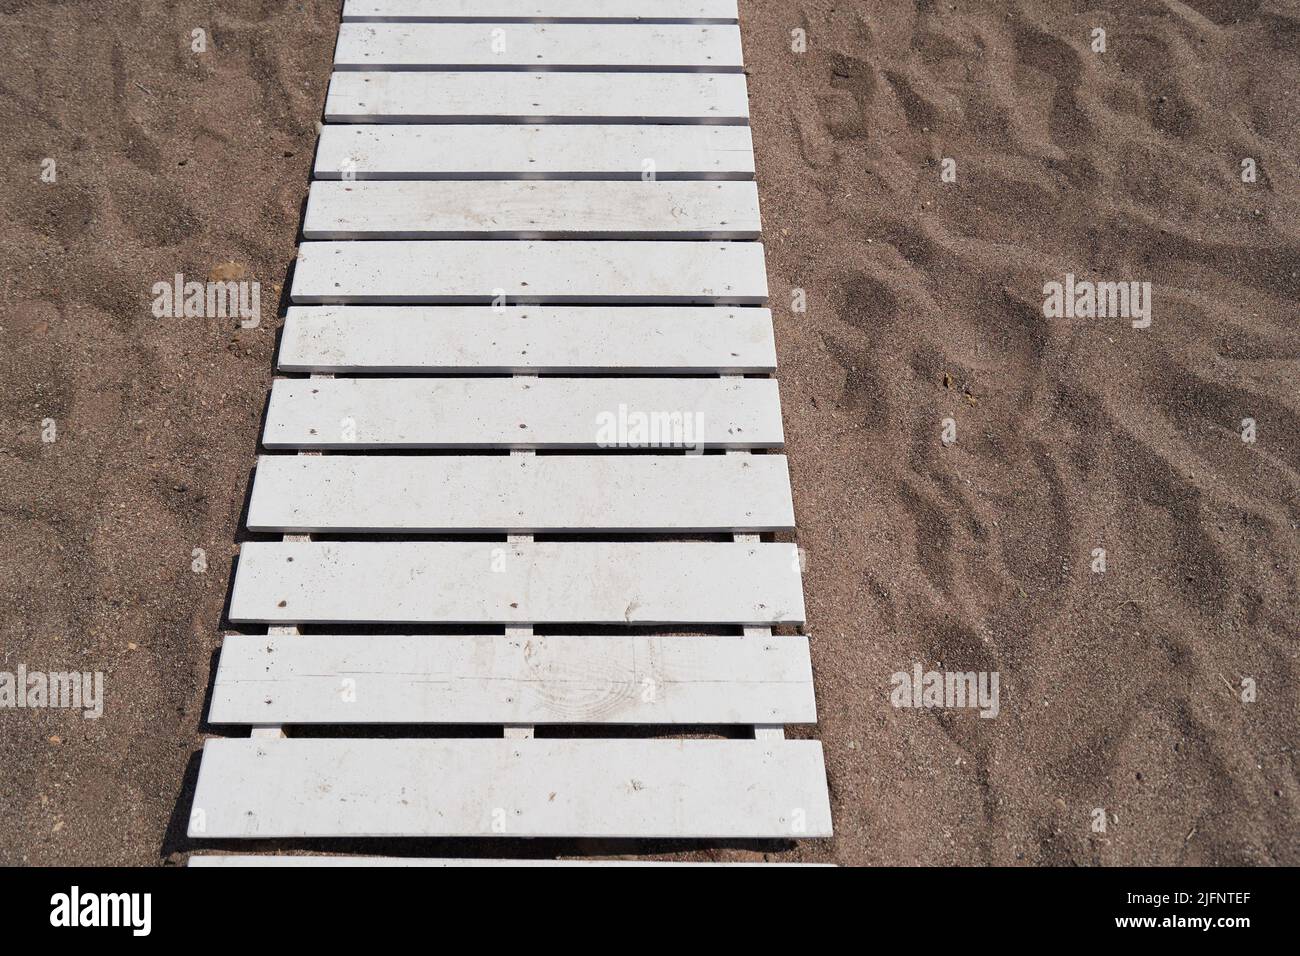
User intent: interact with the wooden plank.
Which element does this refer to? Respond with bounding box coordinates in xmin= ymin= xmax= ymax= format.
xmin=246 ymin=454 xmax=795 ymax=532
xmin=188 ymin=738 xmax=832 ymax=837
xmin=289 ymin=241 xmax=768 ymax=304
xmin=324 ymin=72 xmax=750 ymax=124
xmin=208 ymin=633 xmax=815 ymax=724
xmin=314 ymin=124 xmax=754 ymax=180
xmin=227 ymin=540 xmax=806 ymax=625
xmin=334 ymin=23 xmax=743 ymax=72
xmin=261 ymin=377 xmax=784 ymax=449
xmin=342 ymin=0 xmax=740 ymax=23
xmin=190 ymin=856 xmax=826 ymax=866
xmin=278 ymin=306 xmax=775 ymax=373
xmin=302 ymin=181 xmax=760 ymax=239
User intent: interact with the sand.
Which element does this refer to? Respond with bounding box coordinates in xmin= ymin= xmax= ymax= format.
xmin=0 ymin=0 xmax=1296 ymax=865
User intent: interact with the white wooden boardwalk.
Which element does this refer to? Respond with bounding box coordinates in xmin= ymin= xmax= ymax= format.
xmin=189 ymin=0 xmax=831 ymax=866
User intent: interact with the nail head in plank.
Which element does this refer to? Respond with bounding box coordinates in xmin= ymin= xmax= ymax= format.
xmin=228 ymin=540 xmax=806 ymax=625
xmin=314 ymin=124 xmax=754 ymax=180
xmin=261 ymin=376 xmax=784 ymax=450
xmin=247 ymin=453 xmax=794 ymax=533
xmin=342 ymin=0 xmax=739 ymax=24
xmin=209 ymin=633 xmax=815 ymax=725
xmin=334 ymin=23 xmax=743 ymax=72
xmin=324 ymin=72 xmax=750 ymax=124
xmin=290 ymin=240 xmax=768 ymax=305
xmin=302 ymin=180 xmax=760 ymax=240
xmin=278 ymin=306 xmax=775 ymax=374
xmin=189 ymin=737 xmax=831 ymax=838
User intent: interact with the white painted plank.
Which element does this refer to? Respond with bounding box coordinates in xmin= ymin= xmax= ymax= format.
xmin=208 ymin=633 xmax=815 ymax=724
xmin=302 ymin=181 xmax=760 ymax=239
xmin=342 ymin=0 xmax=739 ymax=23
xmin=334 ymin=23 xmax=743 ymax=72
xmin=314 ymin=124 xmax=754 ymax=180
xmin=314 ymin=124 xmax=753 ymax=180
xmin=324 ymin=72 xmax=749 ymax=124
xmin=246 ymin=454 xmax=795 ymax=532
xmin=278 ymin=306 xmax=775 ymax=373
xmin=190 ymin=856 xmax=826 ymax=866
xmin=261 ymin=377 xmax=784 ymax=449
xmin=289 ymin=241 xmax=768 ymax=304
xmin=228 ymin=541 xmax=805 ymax=625
xmin=188 ymin=738 xmax=831 ymax=837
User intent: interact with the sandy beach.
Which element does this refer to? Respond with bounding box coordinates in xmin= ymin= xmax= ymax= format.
xmin=0 ymin=0 xmax=1296 ymax=865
